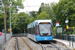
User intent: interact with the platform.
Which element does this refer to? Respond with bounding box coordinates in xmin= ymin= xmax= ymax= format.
xmin=53 ymin=38 xmax=75 ymax=50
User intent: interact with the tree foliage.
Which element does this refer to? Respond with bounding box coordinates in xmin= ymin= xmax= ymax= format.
xmin=0 ymin=13 xmax=4 ymax=31
xmin=0 ymin=0 xmax=24 ymax=32
xmin=29 ymin=11 xmax=37 ymax=18
xmin=11 ymin=12 xmax=30 ymax=33
xmin=52 ymin=0 xmax=75 ymax=27
xmin=36 ymin=11 xmax=50 ymax=20
xmin=38 ymin=3 xmax=54 ymax=19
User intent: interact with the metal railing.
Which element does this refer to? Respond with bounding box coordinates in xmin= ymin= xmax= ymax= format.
xmin=12 ymin=33 xmax=27 ymax=37
xmin=54 ymin=34 xmax=75 ymax=42
xmin=54 ymin=34 xmax=75 ymax=48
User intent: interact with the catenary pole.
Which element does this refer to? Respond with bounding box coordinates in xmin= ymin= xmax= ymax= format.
xmin=9 ymin=0 xmax=12 ymax=37
xmin=4 ymin=0 xmax=6 ymax=42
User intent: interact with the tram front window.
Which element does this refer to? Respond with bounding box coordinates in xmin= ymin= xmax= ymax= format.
xmin=39 ymin=24 xmax=52 ymax=36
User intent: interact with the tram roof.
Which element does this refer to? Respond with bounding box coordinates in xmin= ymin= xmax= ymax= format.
xmin=27 ymin=20 xmax=52 ymax=28
xmin=35 ymin=20 xmax=52 ymax=23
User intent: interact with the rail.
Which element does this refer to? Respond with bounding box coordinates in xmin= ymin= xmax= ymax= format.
xmin=21 ymin=37 xmax=34 ymax=50
xmin=50 ymin=42 xmax=60 ymax=50
xmin=16 ymin=37 xmax=19 ymax=50
xmin=50 ymin=42 xmax=70 ymax=50
xmin=39 ymin=43 xmax=45 ymax=50
xmin=39 ymin=42 xmax=62 ymax=50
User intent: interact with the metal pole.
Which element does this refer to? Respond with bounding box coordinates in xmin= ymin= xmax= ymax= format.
xmin=4 ymin=0 xmax=6 ymax=42
xmin=66 ymin=9 xmax=70 ymax=46
xmin=62 ymin=26 xmax=63 ymax=39
xmin=55 ymin=15 xmax=57 ymax=38
xmin=9 ymin=0 xmax=12 ymax=37
xmin=72 ymin=37 xmax=73 ymax=48
xmin=24 ymin=22 xmax=25 ymax=35
xmin=67 ymin=9 xmax=69 ymax=41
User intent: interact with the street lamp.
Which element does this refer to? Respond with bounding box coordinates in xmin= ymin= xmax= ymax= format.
xmin=52 ymin=15 xmax=54 ymax=17
xmin=4 ymin=0 xmax=6 ymax=42
xmin=62 ymin=10 xmax=70 ymax=46
xmin=52 ymin=15 xmax=57 ymax=27
xmin=52 ymin=15 xmax=58 ymax=38
xmin=9 ymin=0 xmax=12 ymax=37
xmin=52 ymin=15 xmax=54 ymax=26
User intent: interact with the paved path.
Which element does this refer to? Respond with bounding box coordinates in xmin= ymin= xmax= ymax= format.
xmin=53 ymin=38 xmax=75 ymax=50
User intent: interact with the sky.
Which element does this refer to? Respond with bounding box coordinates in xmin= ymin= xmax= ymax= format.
xmin=18 ymin=0 xmax=59 ymax=13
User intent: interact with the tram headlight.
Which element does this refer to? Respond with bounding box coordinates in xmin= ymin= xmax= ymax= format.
xmin=40 ymin=34 xmax=42 ymax=36
xmin=48 ymin=33 xmax=51 ymax=35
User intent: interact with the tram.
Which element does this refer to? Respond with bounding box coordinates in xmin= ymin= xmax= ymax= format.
xmin=27 ymin=20 xmax=53 ymax=41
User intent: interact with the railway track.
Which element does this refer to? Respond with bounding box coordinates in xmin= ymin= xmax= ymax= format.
xmin=16 ymin=38 xmax=19 ymax=50
xmin=38 ymin=41 xmax=69 ymax=50
xmin=39 ymin=43 xmax=58 ymax=50
xmin=28 ymin=38 xmax=60 ymax=50
xmin=5 ymin=37 xmax=16 ymax=50
xmin=50 ymin=42 xmax=70 ymax=50
xmin=17 ymin=37 xmax=33 ymax=50
xmin=21 ymin=37 xmax=33 ymax=50
xmin=22 ymin=37 xmax=43 ymax=50
xmin=6 ymin=37 xmax=70 ymax=50
xmin=6 ymin=37 xmax=42 ymax=50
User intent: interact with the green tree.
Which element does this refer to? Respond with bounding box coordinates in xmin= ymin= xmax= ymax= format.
xmin=0 ymin=13 xmax=4 ymax=31
xmin=38 ymin=3 xmax=54 ymax=19
xmin=29 ymin=11 xmax=37 ymax=18
xmin=44 ymin=3 xmax=54 ymax=19
xmin=36 ymin=11 xmax=50 ymax=20
xmin=0 ymin=0 xmax=24 ymax=32
xmin=38 ymin=3 xmax=44 ymax=14
xmin=52 ymin=0 xmax=75 ymax=27
xmin=29 ymin=17 xmax=35 ymax=23
xmin=11 ymin=12 xmax=30 ymax=33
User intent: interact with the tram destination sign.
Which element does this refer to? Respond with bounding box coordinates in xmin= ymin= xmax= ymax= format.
xmin=57 ymin=27 xmax=62 ymax=33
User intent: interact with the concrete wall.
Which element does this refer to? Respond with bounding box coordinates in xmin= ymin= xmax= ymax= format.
xmin=0 ymin=33 xmax=11 ymax=44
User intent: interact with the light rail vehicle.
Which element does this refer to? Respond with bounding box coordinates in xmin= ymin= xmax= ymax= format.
xmin=27 ymin=20 xmax=53 ymax=41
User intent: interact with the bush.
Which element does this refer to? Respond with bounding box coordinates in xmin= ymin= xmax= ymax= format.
xmin=53 ymin=27 xmax=56 ymax=34
xmin=63 ymin=27 xmax=75 ymax=34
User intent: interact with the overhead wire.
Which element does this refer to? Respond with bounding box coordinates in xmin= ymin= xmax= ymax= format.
xmin=24 ymin=0 xmax=31 ymax=13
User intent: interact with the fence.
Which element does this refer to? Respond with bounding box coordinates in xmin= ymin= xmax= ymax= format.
xmin=55 ymin=34 xmax=75 ymax=41
xmin=12 ymin=33 xmax=27 ymax=37
xmin=54 ymin=34 xmax=75 ymax=48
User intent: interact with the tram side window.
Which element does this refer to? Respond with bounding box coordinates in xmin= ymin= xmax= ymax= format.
xmin=32 ymin=27 xmax=34 ymax=34
xmin=33 ymin=27 xmax=35 ymax=34
xmin=31 ymin=28 xmax=33 ymax=34
xmin=31 ymin=27 xmax=34 ymax=34
xmin=35 ymin=27 xmax=38 ymax=35
xmin=28 ymin=28 xmax=30 ymax=34
xmin=28 ymin=29 xmax=29 ymax=33
xmin=34 ymin=27 xmax=35 ymax=34
xmin=30 ymin=28 xmax=31 ymax=34
xmin=29 ymin=28 xmax=31 ymax=34
xmin=27 ymin=29 xmax=29 ymax=33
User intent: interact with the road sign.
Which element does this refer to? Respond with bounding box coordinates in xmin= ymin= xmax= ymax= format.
xmin=0 ymin=32 xmax=2 ymax=36
xmin=8 ymin=29 xmax=10 ymax=32
xmin=56 ymin=22 xmax=59 ymax=27
xmin=65 ymin=19 xmax=69 ymax=23
xmin=57 ymin=27 xmax=62 ymax=33
xmin=66 ymin=25 xmax=69 ymax=29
